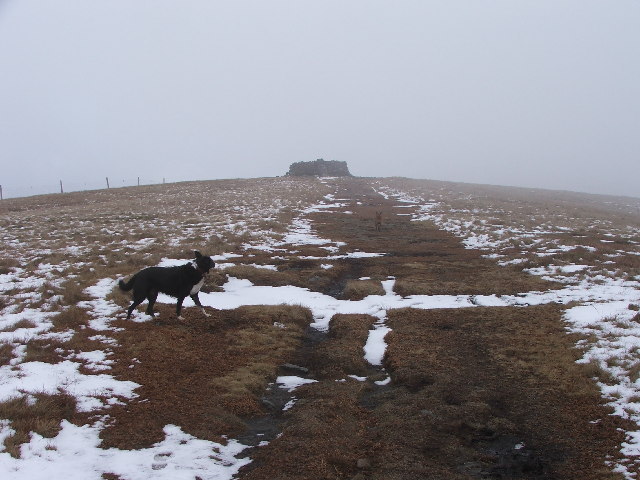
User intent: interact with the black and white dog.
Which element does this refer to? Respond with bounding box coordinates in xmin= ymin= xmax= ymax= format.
xmin=119 ymin=251 xmax=215 ymax=320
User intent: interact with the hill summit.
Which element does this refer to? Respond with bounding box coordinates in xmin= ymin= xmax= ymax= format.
xmin=286 ymin=159 xmax=352 ymax=177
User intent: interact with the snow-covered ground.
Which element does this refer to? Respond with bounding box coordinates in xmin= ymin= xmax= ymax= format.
xmin=1 ymin=179 xmax=640 ymax=478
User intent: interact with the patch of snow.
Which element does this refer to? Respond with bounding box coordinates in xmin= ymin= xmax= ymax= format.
xmin=275 ymin=376 xmax=318 ymax=392
xmin=0 ymin=422 xmax=249 ymax=480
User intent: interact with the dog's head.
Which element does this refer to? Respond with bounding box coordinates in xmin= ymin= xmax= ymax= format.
xmin=193 ymin=251 xmax=215 ymax=275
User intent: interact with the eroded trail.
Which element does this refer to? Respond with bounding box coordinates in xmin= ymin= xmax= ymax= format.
xmin=237 ymin=179 xmax=633 ymax=480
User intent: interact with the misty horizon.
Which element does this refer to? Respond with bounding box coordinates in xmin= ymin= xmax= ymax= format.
xmin=1 ymin=1 xmax=638 ymax=200
xmin=2 ymin=166 xmax=639 ymax=202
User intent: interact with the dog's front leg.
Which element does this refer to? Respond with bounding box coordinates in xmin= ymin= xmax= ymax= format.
xmin=191 ymin=293 xmax=211 ymax=317
xmin=176 ymin=297 xmax=186 ymax=320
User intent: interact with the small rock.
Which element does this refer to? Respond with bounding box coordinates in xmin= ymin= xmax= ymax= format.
xmin=459 ymin=461 xmax=484 ymax=475
xmin=419 ymin=409 xmax=436 ymax=419
xmin=357 ymin=458 xmax=372 ymax=469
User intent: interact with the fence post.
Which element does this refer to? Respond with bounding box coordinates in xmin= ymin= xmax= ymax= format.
xmin=106 ymin=177 xmax=110 ymax=189
xmin=137 ymin=176 xmax=140 ymax=186
xmin=0 ymin=185 xmax=3 ymax=200
xmin=60 ymin=180 xmax=64 ymax=194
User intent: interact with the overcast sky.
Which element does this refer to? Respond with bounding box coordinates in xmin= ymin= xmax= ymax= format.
xmin=0 ymin=1 xmax=638 ymax=199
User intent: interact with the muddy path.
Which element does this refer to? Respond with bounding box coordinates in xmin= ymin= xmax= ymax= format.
xmin=237 ymin=179 xmax=634 ymax=480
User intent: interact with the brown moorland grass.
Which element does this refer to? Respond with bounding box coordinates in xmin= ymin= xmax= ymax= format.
xmin=239 ymin=178 xmax=636 ymax=480
xmin=0 ymin=393 xmax=77 ymax=458
xmin=376 ymin=177 xmax=640 ymax=280
xmin=22 ymin=338 xmax=66 ymax=364
xmin=1 ymin=176 xmax=638 ymax=477
xmin=0 ymin=257 xmax=19 ymax=275
xmin=341 ymin=279 xmax=385 ymax=300
xmin=0 ymin=177 xmax=334 ymax=459
xmin=241 ymin=380 xmax=373 ymax=480
xmin=96 ymin=304 xmax=312 ymax=450
xmin=378 ymin=305 xmax=632 ymax=480
xmin=0 ymin=318 xmax=37 ymax=332
xmin=306 ymin=314 xmax=377 ymax=379
xmin=223 ymin=265 xmax=299 ymax=287
xmin=311 ymin=179 xmax=559 ymax=297
xmin=0 ymin=342 xmax=13 ymax=366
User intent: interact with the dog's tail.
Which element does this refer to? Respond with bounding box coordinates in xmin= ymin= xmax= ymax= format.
xmin=118 ymin=276 xmax=136 ymax=292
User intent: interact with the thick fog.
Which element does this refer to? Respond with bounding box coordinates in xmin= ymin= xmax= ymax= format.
xmin=0 ymin=1 xmax=638 ymax=198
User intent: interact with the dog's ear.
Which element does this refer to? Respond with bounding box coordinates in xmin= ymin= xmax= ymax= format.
xmin=194 ymin=250 xmax=202 ymax=259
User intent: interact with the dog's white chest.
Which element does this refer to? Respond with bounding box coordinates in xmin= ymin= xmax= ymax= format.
xmin=190 ymin=278 xmax=205 ymax=295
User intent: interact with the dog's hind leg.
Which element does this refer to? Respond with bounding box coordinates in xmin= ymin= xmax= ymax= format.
xmin=126 ymin=302 xmax=140 ymax=319
xmin=126 ymin=290 xmax=146 ymax=319
xmin=145 ymin=290 xmax=159 ymax=317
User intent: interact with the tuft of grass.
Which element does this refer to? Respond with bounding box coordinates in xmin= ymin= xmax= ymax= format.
xmin=22 ymin=339 xmax=64 ymax=364
xmin=52 ymin=306 xmax=88 ymax=331
xmin=209 ymin=363 xmax=274 ymax=416
xmin=579 ymin=358 xmax=619 ymax=385
xmin=35 ymin=281 xmax=60 ymax=303
xmin=0 ymin=257 xmax=20 ymax=275
xmin=285 ymin=258 xmax=321 ymax=270
xmin=628 ymin=362 xmax=640 ymax=384
xmin=308 ymin=314 xmax=375 ymax=379
xmin=0 ymin=342 xmax=14 ymax=366
xmin=0 ymin=393 xmax=77 ymax=458
xmin=207 ymin=305 xmax=311 ymax=414
xmin=0 ymin=319 xmax=37 ymax=332
xmin=342 ymin=279 xmax=385 ymax=300
xmin=59 ymin=279 xmax=90 ymax=305
xmin=223 ymin=265 xmax=292 ymax=287
xmin=203 ymin=235 xmax=235 ymax=255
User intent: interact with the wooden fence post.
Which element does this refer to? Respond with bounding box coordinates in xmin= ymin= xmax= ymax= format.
xmin=60 ymin=180 xmax=64 ymax=194
xmin=106 ymin=177 xmax=110 ymax=189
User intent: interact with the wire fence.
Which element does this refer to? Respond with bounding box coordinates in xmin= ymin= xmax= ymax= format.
xmin=0 ymin=177 xmax=170 ymax=200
